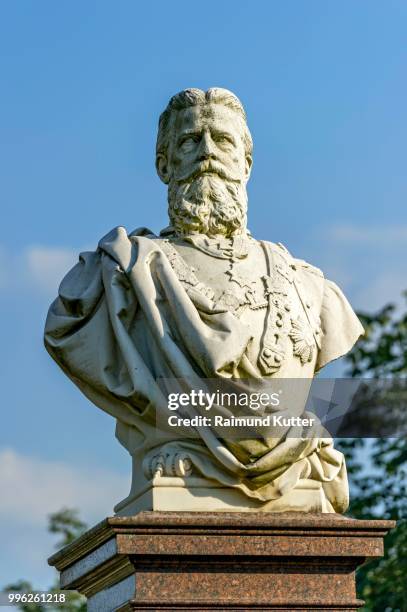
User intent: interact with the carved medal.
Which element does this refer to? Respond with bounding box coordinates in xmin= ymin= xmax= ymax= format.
xmin=289 ymin=316 xmax=315 ymax=364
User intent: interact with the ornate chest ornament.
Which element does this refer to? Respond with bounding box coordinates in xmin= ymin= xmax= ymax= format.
xmin=218 ymin=268 xmax=268 ymax=313
xmin=289 ymin=316 xmax=315 ymax=364
xmin=257 ymin=246 xmax=292 ymax=375
xmin=157 ymin=235 xmax=320 ymax=374
xmin=158 ymin=239 xmax=215 ymax=301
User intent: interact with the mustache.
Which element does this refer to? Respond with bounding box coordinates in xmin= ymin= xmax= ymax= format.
xmin=173 ymin=160 xmax=241 ymax=183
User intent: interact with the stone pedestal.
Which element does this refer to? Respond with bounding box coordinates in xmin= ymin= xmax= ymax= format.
xmin=48 ymin=512 xmax=395 ymax=611
xmin=114 ymin=476 xmax=332 ymax=514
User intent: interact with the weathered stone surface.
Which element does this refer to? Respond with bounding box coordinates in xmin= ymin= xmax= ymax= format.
xmin=49 ymin=512 xmax=395 ymax=611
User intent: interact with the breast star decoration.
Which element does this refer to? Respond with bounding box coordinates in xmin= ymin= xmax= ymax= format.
xmin=289 ymin=316 xmax=315 ymax=364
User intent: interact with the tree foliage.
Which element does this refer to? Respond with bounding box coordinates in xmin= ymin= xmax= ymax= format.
xmin=3 ymin=508 xmax=87 ymax=611
xmin=338 ymin=294 xmax=407 ymax=611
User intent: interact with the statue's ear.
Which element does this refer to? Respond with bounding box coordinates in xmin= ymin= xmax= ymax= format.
xmin=245 ymin=155 xmax=253 ymax=181
xmin=156 ymin=154 xmax=170 ymax=184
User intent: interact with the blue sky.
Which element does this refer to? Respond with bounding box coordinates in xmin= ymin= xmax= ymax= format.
xmin=0 ymin=1 xmax=406 ymax=589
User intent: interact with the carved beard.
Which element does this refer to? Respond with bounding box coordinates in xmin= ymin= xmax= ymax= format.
xmin=168 ymin=174 xmax=248 ymax=237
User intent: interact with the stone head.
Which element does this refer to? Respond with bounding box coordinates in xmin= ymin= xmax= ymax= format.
xmin=156 ymin=88 xmax=253 ymax=185
xmin=156 ymin=88 xmax=253 ymax=237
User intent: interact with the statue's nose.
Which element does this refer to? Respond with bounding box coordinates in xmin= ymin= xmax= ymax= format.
xmin=198 ymin=132 xmax=216 ymax=161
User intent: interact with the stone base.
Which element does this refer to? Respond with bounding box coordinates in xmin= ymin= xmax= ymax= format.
xmin=114 ymin=476 xmax=333 ymax=514
xmin=48 ymin=512 xmax=395 ymax=611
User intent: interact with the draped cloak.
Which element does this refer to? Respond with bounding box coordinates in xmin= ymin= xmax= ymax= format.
xmin=44 ymin=226 xmax=364 ymax=512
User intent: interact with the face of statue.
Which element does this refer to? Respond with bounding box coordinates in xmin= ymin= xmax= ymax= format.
xmin=158 ymin=103 xmax=252 ymax=238
xmin=165 ymin=104 xmax=252 ymax=184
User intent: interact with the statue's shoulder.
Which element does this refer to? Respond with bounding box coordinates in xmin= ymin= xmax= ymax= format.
xmin=128 ymin=226 xmax=177 ymax=243
xmin=128 ymin=227 xmax=158 ymax=239
xmin=292 ymin=256 xmax=324 ymax=279
xmin=98 ymin=226 xmax=157 ymax=251
xmin=261 ymin=240 xmax=325 ymax=279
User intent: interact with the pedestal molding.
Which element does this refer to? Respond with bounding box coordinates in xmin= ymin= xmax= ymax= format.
xmin=49 ymin=512 xmax=395 ymax=611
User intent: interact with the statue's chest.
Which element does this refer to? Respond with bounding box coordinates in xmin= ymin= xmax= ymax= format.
xmin=158 ymin=238 xmax=323 ymax=376
xmin=174 ymin=242 xmax=270 ymax=315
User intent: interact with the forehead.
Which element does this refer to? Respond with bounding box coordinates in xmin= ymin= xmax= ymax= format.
xmin=173 ymin=104 xmax=244 ymax=136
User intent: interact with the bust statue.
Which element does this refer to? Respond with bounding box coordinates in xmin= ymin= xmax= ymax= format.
xmin=44 ymin=88 xmax=363 ymax=514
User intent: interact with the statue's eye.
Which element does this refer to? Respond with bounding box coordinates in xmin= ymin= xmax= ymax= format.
xmin=215 ymin=134 xmax=233 ymax=145
xmin=180 ymin=136 xmax=199 ymax=151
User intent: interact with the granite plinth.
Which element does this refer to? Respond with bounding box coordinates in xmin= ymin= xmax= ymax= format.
xmin=48 ymin=512 xmax=395 ymax=611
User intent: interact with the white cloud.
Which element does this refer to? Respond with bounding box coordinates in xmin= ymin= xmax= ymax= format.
xmin=0 ymin=448 xmax=130 ymax=526
xmin=352 ymin=270 xmax=407 ymax=311
xmin=0 ymin=244 xmax=82 ymax=298
xmin=325 ymin=224 xmax=407 ymax=246
xmin=304 ymin=223 xmax=407 ymax=311
xmin=25 ymin=246 xmax=78 ymax=295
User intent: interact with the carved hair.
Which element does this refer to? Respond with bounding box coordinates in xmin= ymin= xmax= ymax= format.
xmin=156 ymin=88 xmax=253 ymax=160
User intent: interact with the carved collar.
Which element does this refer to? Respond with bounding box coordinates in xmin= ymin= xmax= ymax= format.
xmin=182 ymin=233 xmax=251 ymax=261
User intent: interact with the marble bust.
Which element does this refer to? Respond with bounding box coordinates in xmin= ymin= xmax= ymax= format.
xmin=44 ymin=88 xmax=364 ymax=514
